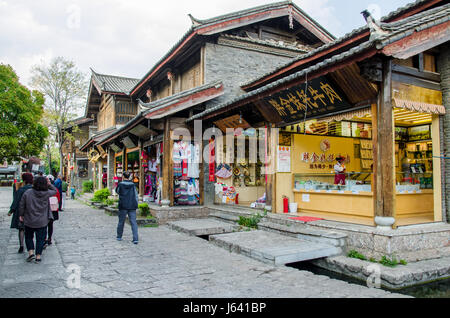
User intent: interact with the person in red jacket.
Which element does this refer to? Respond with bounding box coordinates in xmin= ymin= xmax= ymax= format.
xmin=45 ymin=180 xmax=60 ymax=248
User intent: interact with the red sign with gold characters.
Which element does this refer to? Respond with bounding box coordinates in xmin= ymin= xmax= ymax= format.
xmin=263 ymin=76 xmax=352 ymax=123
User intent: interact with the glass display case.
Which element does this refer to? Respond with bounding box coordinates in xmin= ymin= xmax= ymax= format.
xmin=292 ymin=173 xmax=372 ymax=192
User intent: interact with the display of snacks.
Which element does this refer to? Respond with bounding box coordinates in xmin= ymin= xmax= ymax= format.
xmin=360 ymin=139 xmax=372 ymax=150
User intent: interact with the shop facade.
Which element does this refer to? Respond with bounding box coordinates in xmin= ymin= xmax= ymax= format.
xmin=188 ymin=1 xmax=450 ymax=229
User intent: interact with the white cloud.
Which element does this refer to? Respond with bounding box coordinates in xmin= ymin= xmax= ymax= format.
xmin=0 ymin=0 xmax=341 ymax=87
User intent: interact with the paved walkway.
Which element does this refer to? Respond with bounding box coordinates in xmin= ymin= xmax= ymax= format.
xmin=0 ymin=187 xmax=406 ymax=298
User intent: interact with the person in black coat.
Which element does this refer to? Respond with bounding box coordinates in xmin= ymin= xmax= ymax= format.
xmin=8 ymin=173 xmax=34 ymax=253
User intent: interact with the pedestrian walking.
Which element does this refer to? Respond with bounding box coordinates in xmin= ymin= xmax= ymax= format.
xmin=45 ymin=180 xmax=60 ymax=248
xmin=54 ymin=174 xmax=63 ymax=211
xmin=18 ymin=176 xmax=57 ymax=263
xmin=70 ymin=186 xmax=76 ymax=200
xmin=8 ymin=173 xmax=34 ymax=253
xmin=61 ymin=178 xmax=68 ymax=211
xmin=115 ymin=171 xmax=139 ymax=244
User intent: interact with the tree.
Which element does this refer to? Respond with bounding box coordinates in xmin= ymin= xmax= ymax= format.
xmin=30 ymin=57 xmax=87 ymax=174
xmin=0 ymin=64 xmax=48 ymax=163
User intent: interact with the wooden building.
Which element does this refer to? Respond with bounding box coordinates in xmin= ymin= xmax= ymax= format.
xmin=77 ymin=69 xmax=140 ymax=190
xmin=188 ymin=0 xmax=450 ymax=228
xmin=88 ymin=1 xmax=334 ymax=206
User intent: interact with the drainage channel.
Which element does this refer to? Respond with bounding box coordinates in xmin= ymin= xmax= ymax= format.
xmin=286 ymin=261 xmax=450 ymax=298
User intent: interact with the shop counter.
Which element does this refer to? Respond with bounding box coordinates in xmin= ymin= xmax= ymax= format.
xmin=292 ymin=189 xmax=434 ymax=223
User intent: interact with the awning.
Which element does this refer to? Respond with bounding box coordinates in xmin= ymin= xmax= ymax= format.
xmin=142 ymin=81 xmax=224 ymax=120
xmin=393 ymin=98 xmax=445 ymax=115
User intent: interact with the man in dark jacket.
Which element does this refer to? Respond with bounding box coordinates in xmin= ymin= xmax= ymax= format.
xmin=115 ymin=171 xmax=139 ymax=244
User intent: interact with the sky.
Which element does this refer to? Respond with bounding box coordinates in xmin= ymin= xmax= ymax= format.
xmin=0 ymin=0 xmax=413 ymax=89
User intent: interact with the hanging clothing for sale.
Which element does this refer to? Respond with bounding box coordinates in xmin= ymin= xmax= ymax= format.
xmin=187 ymin=143 xmax=200 ymax=178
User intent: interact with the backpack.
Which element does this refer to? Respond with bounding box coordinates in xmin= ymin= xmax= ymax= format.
xmin=49 ymin=196 xmax=59 ymax=212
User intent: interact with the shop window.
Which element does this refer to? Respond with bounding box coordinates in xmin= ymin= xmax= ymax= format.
xmin=78 ymin=161 xmax=88 ymax=178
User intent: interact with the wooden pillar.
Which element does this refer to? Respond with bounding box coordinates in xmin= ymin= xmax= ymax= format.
xmin=161 ymin=117 xmax=171 ymax=207
xmin=371 ymin=103 xmax=378 ymax=226
xmin=374 ymin=58 xmax=396 ymax=229
xmin=432 ymin=114 xmax=443 ymax=222
xmin=265 ymin=123 xmax=277 ymax=213
xmin=138 ymin=139 xmax=144 ymax=198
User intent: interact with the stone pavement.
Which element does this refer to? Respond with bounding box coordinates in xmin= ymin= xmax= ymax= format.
xmin=0 ymin=187 xmax=408 ymax=298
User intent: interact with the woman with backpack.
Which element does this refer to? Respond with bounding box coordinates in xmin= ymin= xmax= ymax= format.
xmin=45 ymin=179 xmax=61 ymax=248
xmin=18 ymin=176 xmax=57 ymax=263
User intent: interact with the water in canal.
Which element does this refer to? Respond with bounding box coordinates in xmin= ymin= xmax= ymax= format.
xmin=287 ymin=261 xmax=450 ymax=298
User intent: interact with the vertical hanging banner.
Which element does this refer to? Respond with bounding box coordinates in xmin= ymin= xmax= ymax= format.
xmin=208 ymin=138 xmax=215 ymax=182
xmin=263 ymin=76 xmax=352 ymax=123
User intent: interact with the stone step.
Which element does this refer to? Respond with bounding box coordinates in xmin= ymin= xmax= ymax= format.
xmin=258 ymin=220 xmax=347 ymax=247
xmin=167 ymin=218 xmax=239 ymax=236
xmin=209 ymin=230 xmax=342 ymax=265
xmin=209 ymin=211 xmax=241 ymax=223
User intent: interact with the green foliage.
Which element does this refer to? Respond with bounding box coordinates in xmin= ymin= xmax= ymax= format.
xmin=347 ymin=250 xmax=367 ymax=261
xmin=105 ymin=198 xmax=115 ymax=206
xmin=138 ymin=203 xmax=150 ymax=217
xmin=238 ymin=212 xmax=267 ymax=229
xmin=82 ymin=180 xmax=94 ymax=193
xmin=0 ymin=64 xmax=48 ymax=162
xmin=30 ymin=57 xmax=87 ymax=173
xmin=93 ymin=188 xmax=110 ymax=202
xmin=347 ymin=250 xmax=408 ymax=267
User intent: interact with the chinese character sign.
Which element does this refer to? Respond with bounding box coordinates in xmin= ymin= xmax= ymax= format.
xmin=263 ymin=76 xmax=351 ymax=123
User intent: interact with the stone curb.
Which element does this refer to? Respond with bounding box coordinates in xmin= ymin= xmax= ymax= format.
xmin=311 ymin=255 xmax=450 ymax=290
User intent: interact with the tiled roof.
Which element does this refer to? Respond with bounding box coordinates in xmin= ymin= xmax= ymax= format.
xmin=188 ymin=2 xmax=449 ymax=123
xmin=139 ymin=80 xmax=223 ymax=111
xmin=79 ymin=127 xmax=118 ymax=151
xmin=189 ymin=1 xmax=334 ymax=39
xmin=240 ymin=0 xmax=445 ymax=88
xmin=220 ymin=34 xmax=312 ymax=53
xmin=91 ymin=69 xmax=140 ymax=94
xmin=129 ymin=1 xmax=334 ymax=96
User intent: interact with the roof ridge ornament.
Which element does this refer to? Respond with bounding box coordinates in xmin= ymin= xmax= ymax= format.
xmin=361 ymin=9 xmax=389 ymax=41
xmin=188 ymin=14 xmax=202 ymax=27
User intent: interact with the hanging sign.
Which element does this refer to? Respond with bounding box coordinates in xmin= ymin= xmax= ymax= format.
xmin=277 ymin=146 xmax=291 ymax=173
xmin=263 ymin=76 xmax=352 ymax=123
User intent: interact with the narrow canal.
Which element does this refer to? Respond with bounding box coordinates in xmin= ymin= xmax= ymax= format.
xmin=286 ymin=261 xmax=450 ymax=298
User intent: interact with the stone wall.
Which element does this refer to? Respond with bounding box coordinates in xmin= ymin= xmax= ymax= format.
xmin=202 ymin=42 xmax=292 ymax=204
xmin=438 ymin=42 xmax=450 ymax=222
xmin=203 ymin=42 xmax=291 ymax=109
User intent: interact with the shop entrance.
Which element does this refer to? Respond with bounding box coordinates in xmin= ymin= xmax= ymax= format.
xmin=283 ymin=107 xmax=439 ymax=227
xmin=214 ymin=128 xmax=266 ymax=209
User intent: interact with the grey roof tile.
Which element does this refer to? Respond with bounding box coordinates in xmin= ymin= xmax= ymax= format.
xmin=91 ymin=69 xmax=140 ymax=94
xmin=240 ymin=0 xmax=446 ymax=88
